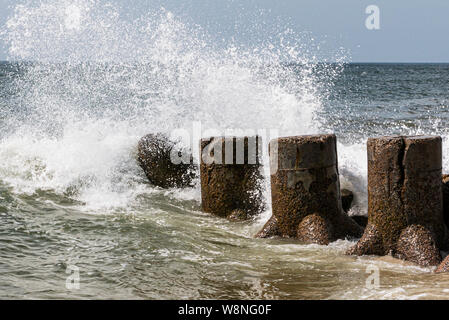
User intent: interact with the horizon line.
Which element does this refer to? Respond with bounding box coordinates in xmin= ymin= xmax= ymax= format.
xmin=1 ymin=60 xmax=449 ymax=64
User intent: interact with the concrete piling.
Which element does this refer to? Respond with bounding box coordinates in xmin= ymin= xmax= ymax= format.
xmin=256 ymin=134 xmax=362 ymax=244
xmin=346 ymin=135 xmax=449 ymax=266
xmin=200 ymin=136 xmax=265 ymax=219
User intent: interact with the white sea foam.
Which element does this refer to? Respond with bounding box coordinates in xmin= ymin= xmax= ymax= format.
xmin=0 ymin=0 xmax=343 ymax=212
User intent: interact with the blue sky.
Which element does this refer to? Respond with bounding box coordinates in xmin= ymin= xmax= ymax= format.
xmin=1 ymin=0 xmax=449 ymax=62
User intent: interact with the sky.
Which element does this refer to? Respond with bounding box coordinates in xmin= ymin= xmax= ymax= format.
xmin=0 ymin=0 xmax=448 ymax=62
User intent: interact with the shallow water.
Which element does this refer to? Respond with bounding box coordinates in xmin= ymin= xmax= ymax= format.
xmin=3 ymin=184 xmax=449 ymax=300
xmin=1 ymin=1 xmax=449 ymax=300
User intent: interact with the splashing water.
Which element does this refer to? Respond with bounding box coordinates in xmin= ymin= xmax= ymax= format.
xmin=0 ymin=0 xmax=337 ymax=211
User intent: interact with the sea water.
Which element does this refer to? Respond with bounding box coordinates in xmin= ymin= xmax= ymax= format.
xmin=1 ymin=0 xmax=449 ymax=299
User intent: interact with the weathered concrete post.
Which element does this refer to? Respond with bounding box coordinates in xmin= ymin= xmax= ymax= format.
xmin=256 ymin=134 xmax=362 ymax=244
xmin=200 ymin=136 xmax=265 ymax=220
xmin=346 ymin=136 xmax=449 ymax=266
xmin=137 ymin=133 xmax=197 ymax=188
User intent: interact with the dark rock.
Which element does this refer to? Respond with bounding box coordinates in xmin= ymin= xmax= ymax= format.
xmin=137 ymin=133 xmax=197 ymax=188
xmin=346 ymin=136 xmax=449 ymax=267
xmin=257 ymin=134 xmax=363 ymax=244
xmin=341 ymin=189 xmax=354 ymax=213
xmin=200 ymin=136 xmax=265 ymax=219
xmin=351 ymin=215 xmax=368 ymax=228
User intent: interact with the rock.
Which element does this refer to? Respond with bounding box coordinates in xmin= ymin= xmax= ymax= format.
xmin=256 ymin=134 xmax=363 ymax=244
xmin=351 ymin=215 xmax=368 ymax=228
xmin=341 ymin=189 xmax=354 ymax=213
xmin=200 ymin=136 xmax=265 ymax=219
xmin=137 ymin=133 xmax=197 ymax=188
xmin=346 ymin=136 xmax=449 ymax=267
xmin=435 ymin=255 xmax=449 ymax=273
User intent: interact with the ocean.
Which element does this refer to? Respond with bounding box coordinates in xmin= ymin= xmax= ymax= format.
xmin=1 ymin=2 xmax=449 ymax=300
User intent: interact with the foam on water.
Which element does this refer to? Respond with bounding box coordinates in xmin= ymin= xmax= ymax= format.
xmin=0 ymin=0 xmax=343 ymax=213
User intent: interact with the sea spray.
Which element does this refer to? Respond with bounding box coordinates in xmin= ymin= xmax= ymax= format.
xmin=0 ymin=0 xmax=342 ymax=214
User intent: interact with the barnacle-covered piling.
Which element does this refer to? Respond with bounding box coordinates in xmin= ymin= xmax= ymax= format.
xmin=200 ymin=136 xmax=265 ymax=219
xmin=346 ymin=135 xmax=449 ymax=266
xmin=256 ymin=134 xmax=362 ymax=244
